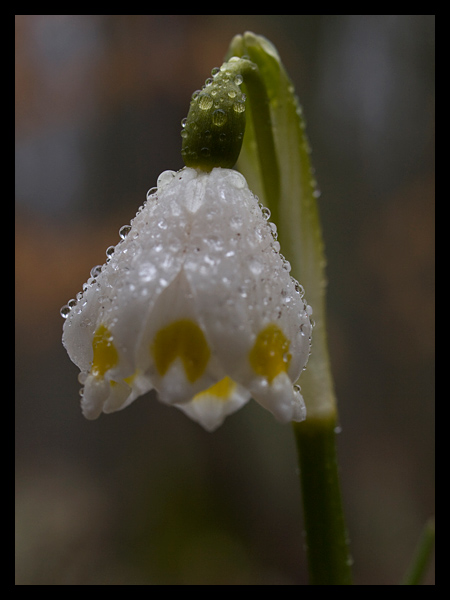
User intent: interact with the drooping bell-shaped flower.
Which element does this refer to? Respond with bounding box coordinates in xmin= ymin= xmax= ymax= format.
xmin=61 ymin=54 xmax=314 ymax=431
xmin=61 ymin=167 xmax=313 ymax=431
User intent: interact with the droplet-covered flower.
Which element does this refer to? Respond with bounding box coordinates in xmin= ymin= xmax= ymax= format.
xmin=62 ymin=167 xmax=313 ymax=431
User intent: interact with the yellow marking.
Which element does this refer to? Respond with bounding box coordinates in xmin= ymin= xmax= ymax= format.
xmin=124 ymin=372 xmax=137 ymax=386
xmin=193 ymin=376 xmax=235 ymax=402
xmin=91 ymin=324 xmax=119 ymax=378
xmin=108 ymin=371 xmax=137 ymax=389
xmin=248 ymin=324 xmax=291 ymax=383
xmin=152 ymin=319 xmax=210 ymax=383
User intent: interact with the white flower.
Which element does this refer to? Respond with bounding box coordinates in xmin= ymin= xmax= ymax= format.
xmin=61 ymin=167 xmax=313 ymax=431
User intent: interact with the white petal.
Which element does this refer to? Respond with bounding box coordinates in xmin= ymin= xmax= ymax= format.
xmin=180 ymin=168 xmax=311 ymax=418
xmin=246 ymin=373 xmax=306 ymax=423
xmin=138 ymin=269 xmax=225 ymax=405
xmin=175 ymin=377 xmax=251 ymax=432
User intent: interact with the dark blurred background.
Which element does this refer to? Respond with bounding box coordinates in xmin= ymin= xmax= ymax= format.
xmin=15 ymin=15 xmax=435 ymax=585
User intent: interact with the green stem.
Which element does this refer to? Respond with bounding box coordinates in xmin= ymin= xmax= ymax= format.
xmin=293 ymin=416 xmax=353 ymax=585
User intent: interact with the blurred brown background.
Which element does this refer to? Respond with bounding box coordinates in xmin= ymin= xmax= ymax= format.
xmin=15 ymin=15 xmax=435 ymax=585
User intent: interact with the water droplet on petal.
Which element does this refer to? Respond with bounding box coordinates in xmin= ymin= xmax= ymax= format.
xmin=249 ymin=258 xmax=263 ymax=275
xmin=268 ymin=223 xmax=277 ymax=240
xmin=78 ymin=371 xmax=88 ymax=384
xmin=146 ymin=186 xmax=157 ymax=199
xmin=271 ymin=241 xmax=281 ymax=253
xmin=261 ymin=206 xmax=271 ymax=220
xmin=60 ymin=305 xmax=71 ymax=318
xmin=90 ymin=265 xmax=102 ymax=278
xmin=119 ymin=225 xmax=131 ymax=239
xmin=157 ymin=170 xmax=176 ymax=190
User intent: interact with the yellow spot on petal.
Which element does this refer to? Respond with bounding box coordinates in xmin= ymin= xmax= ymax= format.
xmin=91 ymin=324 xmax=119 ymax=379
xmin=151 ymin=319 xmax=210 ymax=383
xmin=124 ymin=371 xmax=137 ymax=386
xmin=193 ymin=376 xmax=235 ymax=402
xmin=249 ymin=324 xmax=291 ymax=383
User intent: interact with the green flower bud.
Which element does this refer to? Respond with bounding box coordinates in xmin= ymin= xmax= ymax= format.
xmin=181 ymin=59 xmax=247 ymax=170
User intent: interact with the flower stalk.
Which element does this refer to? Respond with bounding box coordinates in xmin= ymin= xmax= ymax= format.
xmin=293 ymin=416 xmax=353 ymax=585
xmin=227 ymin=32 xmax=352 ymax=584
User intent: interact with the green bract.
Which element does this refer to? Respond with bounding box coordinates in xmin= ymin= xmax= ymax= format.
xmin=228 ymin=32 xmax=336 ymax=420
xmin=181 ymin=58 xmax=248 ymax=171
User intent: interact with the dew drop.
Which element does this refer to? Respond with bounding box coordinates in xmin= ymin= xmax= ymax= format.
xmin=269 ymin=222 xmax=278 ymax=239
xmin=282 ymin=259 xmax=291 ymax=272
xmin=228 ymin=171 xmax=246 ymax=189
xmin=271 ymin=241 xmax=281 ymax=253
xmin=234 ymin=74 xmax=243 ymax=86
xmin=198 ymin=93 xmax=213 ymax=111
xmin=292 ymin=279 xmax=305 ymax=297
xmin=249 ymin=258 xmax=263 ymax=275
xmin=211 ymin=66 xmax=220 ymax=77
xmin=212 ymin=109 xmax=227 ymax=126
xmin=261 ymin=206 xmax=271 ymax=220
xmin=106 ymin=246 xmax=115 ymax=258
xmin=233 ymin=98 xmax=245 ymax=113
xmin=119 ymin=225 xmax=131 ymax=239
xmin=78 ymin=371 xmax=88 ymax=385
xmin=157 ymin=170 xmax=176 ymax=189
xmin=90 ymin=265 xmax=102 ymax=278
xmin=181 ymin=117 xmax=187 ymax=128
xmin=60 ymin=305 xmax=71 ymax=319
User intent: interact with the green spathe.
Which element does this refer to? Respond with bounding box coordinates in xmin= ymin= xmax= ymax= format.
xmin=228 ymin=32 xmax=336 ymax=420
